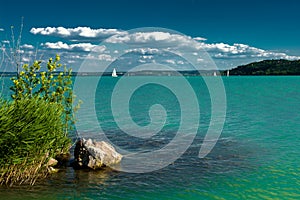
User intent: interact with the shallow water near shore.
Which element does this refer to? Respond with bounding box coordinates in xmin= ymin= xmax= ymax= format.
xmin=0 ymin=76 xmax=300 ymax=199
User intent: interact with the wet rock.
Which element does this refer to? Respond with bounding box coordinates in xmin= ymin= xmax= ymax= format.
xmin=47 ymin=158 xmax=59 ymax=173
xmin=74 ymin=138 xmax=122 ymax=170
xmin=47 ymin=158 xmax=58 ymax=167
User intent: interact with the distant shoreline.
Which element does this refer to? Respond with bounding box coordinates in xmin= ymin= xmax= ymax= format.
xmin=1 ymin=59 xmax=300 ymax=77
xmin=1 ymin=71 xmax=300 ymax=77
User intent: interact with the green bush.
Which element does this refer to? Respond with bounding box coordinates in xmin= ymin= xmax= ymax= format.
xmin=10 ymin=55 xmax=78 ymax=135
xmin=0 ymin=97 xmax=70 ymax=185
xmin=0 ymin=54 xmax=81 ymax=185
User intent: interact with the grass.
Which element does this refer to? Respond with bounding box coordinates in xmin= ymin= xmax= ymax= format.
xmin=0 ymin=97 xmax=71 ymax=186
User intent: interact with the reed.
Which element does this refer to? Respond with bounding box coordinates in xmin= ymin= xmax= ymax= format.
xmin=0 ymin=97 xmax=71 ymax=186
xmin=0 ymin=21 xmax=78 ymax=186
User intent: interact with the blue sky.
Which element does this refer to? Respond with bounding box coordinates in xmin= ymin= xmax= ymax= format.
xmin=0 ymin=0 xmax=300 ymax=71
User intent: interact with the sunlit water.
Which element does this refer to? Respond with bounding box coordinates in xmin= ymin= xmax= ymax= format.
xmin=0 ymin=76 xmax=300 ymax=199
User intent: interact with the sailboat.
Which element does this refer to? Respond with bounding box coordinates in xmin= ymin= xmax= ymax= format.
xmin=227 ymin=70 xmax=230 ymax=77
xmin=112 ymin=68 xmax=118 ymax=77
xmin=213 ymin=71 xmax=217 ymax=76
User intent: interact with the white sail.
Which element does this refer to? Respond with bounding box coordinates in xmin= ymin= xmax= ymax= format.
xmin=112 ymin=68 xmax=118 ymax=77
xmin=213 ymin=71 xmax=217 ymax=76
xmin=227 ymin=70 xmax=230 ymax=77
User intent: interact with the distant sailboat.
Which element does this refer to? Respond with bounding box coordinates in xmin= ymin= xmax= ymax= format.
xmin=112 ymin=68 xmax=118 ymax=77
xmin=227 ymin=70 xmax=230 ymax=77
xmin=213 ymin=71 xmax=217 ymax=76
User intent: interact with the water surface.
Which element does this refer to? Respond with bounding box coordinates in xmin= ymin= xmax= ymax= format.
xmin=0 ymin=76 xmax=300 ymax=199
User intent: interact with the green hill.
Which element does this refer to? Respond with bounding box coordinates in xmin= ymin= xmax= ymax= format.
xmin=229 ymin=59 xmax=300 ymax=75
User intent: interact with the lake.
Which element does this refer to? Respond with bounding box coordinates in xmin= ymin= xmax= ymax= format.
xmin=0 ymin=76 xmax=300 ymax=199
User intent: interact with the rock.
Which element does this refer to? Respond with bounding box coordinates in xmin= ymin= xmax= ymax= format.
xmin=74 ymin=138 xmax=122 ymax=170
xmin=47 ymin=158 xmax=59 ymax=173
xmin=48 ymin=166 xmax=59 ymax=173
xmin=47 ymin=158 xmax=58 ymax=167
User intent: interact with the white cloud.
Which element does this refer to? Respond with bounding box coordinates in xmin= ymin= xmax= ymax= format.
xmin=67 ymin=60 xmax=76 ymax=64
xmin=43 ymin=41 xmax=69 ymax=50
xmin=30 ymin=27 xmax=127 ymax=39
xmin=22 ymin=57 xmax=30 ymax=62
xmin=141 ymin=55 xmax=154 ymax=59
xmin=165 ymin=59 xmax=176 ymax=64
xmin=197 ymin=58 xmax=204 ymax=62
xmin=28 ymin=27 xmax=300 ymax=70
xmin=177 ymin=60 xmax=185 ymax=65
xmin=70 ymin=43 xmax=97 ymax=52
xmin=0 ymin=28 xmax=4 ymax=32
xmin=42 ymin=41 xmax=97 ymax=52
xmin=193 ymin=37 xmax=207 ymax=41
xmin=21 ymin=44 xmax=34 ymax=49
xmin=105 ymin=31 xmax=300 ymax=61
xmin=2 ymin=40 xmax=9 ymax=44
xmin=125 ymin=48 xmax=160 ymax=54
xmin=106 ymin=31 xmax=197 ymax=50
xmin=93 ymin=45 xmax=106 ymax=53
xmin=204 ymin=42 xmax=300 ymax=60
xmin=97 ymin=54 xmax=114 ymax=61
xmin=16 ymin=49 xmax=24 ymax=54
xmin=138 ymin=59 xmax=146 ymax=63
xmin=68 ymin=55 xmax=82 ymax=59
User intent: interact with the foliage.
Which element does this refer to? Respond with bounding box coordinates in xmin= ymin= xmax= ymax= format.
xmin=230 ymin=59 xmax=300 ymax=75
xmin=10 ymin=55 xmax=78 ymax=134
xmin=0 ymin=20 xmax=80 ymax=186
xmin=0 ymin=97 xmax=70 ymax=185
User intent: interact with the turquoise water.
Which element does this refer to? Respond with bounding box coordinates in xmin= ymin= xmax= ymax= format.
xmin=1 ymin=76 xmax=300 ymax=199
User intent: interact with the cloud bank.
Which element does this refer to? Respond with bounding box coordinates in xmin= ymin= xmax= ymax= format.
xmin=42 ymin=41 xmax=97 ymax=52
xmin=27 ymin=26 xmax=300 ymax=71
xmin=30 ymin=27 xmax=127 ymax=40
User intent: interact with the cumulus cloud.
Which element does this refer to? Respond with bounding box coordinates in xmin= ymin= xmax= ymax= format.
xmin=138 ymin=59 xmax=146 ymax=63
xmin=27 ymin=26 xmax=300 ymax=70
xmin=22 ymin=57 xmax=30 ymax=62
xmin=109 ymin=31 xmax=300 ymax=69
xmin=193 ymin=37 xmax=207 ymax=41
xmin=43 ymin=41 xmax=70 ymax=50
xmin=125 ymin=48 xmax=160 ymax=54
xmin=97 ymin=54 xmax=115 ymax=61
xmin=203 ymin=42 xmax=300 ymax=60
xmin=42 ymin=41 xmax=97 ymax=52
xmin=177 ymin=60 xmax=185 ymax=65
xmin=30 ymin=27 xmax=127 ymax=40
xmin=21 ymin=44 xmax=34 ymax=49
xmin=1 ymin=40 xmax=10 ymax=44
xmin=92 ymin=45 xmax=107 ymax=53
xmin=105 ymin=31 xmax=300 ymax=61
xmin=197 ymin=58 xmax=204 ymax=62
xmin=106 ymin=31 xmax=198 ymax=50
xmin=67 ymin=60 xmax=76 ymax=64
xmin=141 ymin=55 xmax=154 ymax=59
xmin=0 ymin=28 xmax=4 ymax=32
xmin=165 ymin=59 xmax=176 ymax=64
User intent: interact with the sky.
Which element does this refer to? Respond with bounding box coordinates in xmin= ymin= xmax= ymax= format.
xmin=0 ymin=0 xmax=300 ymax=71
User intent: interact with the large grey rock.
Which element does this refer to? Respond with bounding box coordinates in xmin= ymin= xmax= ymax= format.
xmin=74 ymin=138 xmax=122 ymax=169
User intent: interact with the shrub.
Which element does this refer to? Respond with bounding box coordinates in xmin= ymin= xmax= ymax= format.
xmin=0 ymin=97 xmax=70 ymax=185
xmin=10 ymin=55 xmax=78 ymax=135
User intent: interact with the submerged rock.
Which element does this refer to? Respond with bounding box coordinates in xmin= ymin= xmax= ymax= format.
xmin=74 ymin=138 xmax=122 ymax=170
